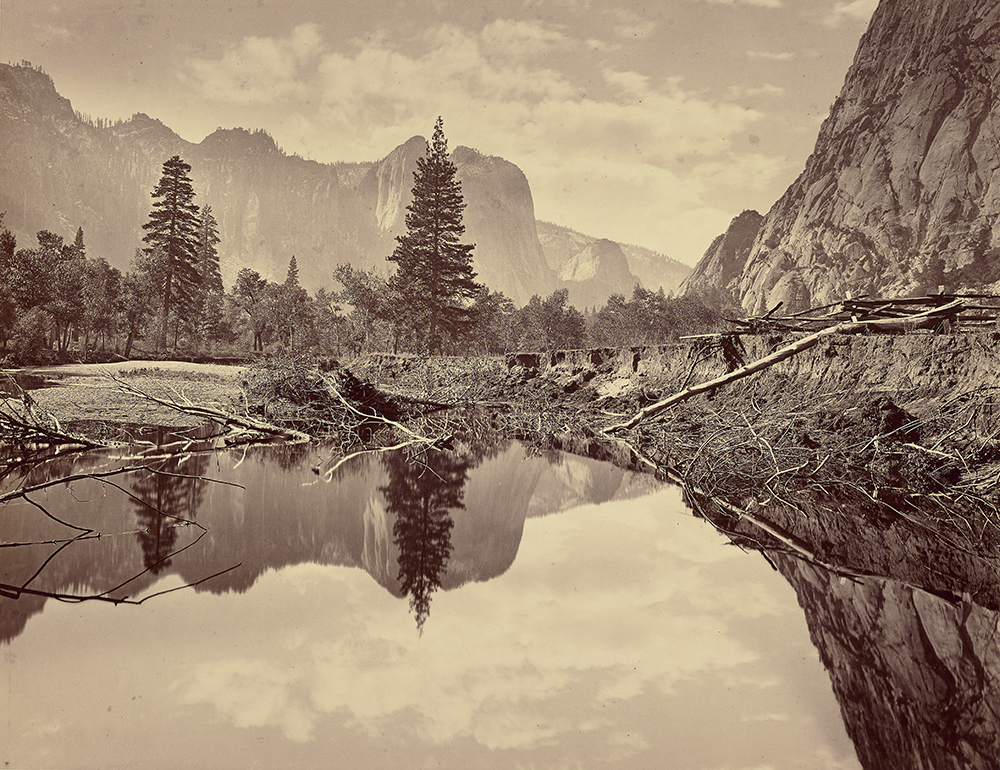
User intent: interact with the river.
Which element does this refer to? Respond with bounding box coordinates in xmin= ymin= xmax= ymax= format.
xmin=1 ymin=424 xmax=992 ymax=768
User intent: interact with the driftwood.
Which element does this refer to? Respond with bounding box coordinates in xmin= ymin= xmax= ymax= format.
xmin=716 ymin=292 xmax=989 ymax=335
xmin=109 ymin=374 xmax=313 ymax=444
xmin=606 ymin=299 xmax=964 ymax=433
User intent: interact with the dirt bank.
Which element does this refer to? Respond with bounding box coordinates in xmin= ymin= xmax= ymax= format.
xmin=357 ymin=332 xmax=1000 ymax=420
xmin=355 ymin=333 xmax=1000 ymax=580
xmin=350 ymin=333 xmax=1000 ymax=510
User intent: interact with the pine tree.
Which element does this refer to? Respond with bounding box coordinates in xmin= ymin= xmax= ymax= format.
xmin=387 ymin=117 xmax=480 ymax=353
xmin=195 ymin=206 xmax=223 ymax=345
xmin=142 ymin=155 xmax=201 ymax=349
xmin=278 ymin=255 xmax=312 ymax=348
xmin=285 ymin=254 xmax=300 ymax=288
xmin=72 ymin=226 xmax=86 ymax=258
xmin=196 ymin=205 xmax=223 ymax=295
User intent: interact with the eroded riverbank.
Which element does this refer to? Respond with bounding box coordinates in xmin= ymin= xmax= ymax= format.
xmin=353 ymin=333 xmax=1000 ymax=604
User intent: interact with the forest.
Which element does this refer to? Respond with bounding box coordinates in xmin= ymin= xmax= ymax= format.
xmin=0 ymin=142 xmax=723 ymax=366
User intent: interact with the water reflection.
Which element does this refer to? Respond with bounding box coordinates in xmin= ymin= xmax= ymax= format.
xmin=774 ymin=554 xmax=1000 ymax=770
xmin=688 ymin=488 xmax=1000 ymax=770
xmin=3 ymin=427 xmax=998 ymax=768
xmin=131 ymin=454 xmax=210 ymax=574
xmin=381 ymin=449 xmax=468 ymax=632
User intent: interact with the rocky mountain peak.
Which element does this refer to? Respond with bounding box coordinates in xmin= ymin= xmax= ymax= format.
xmin=452 ymin=144 xmax=559 ymax=304
xmin=681 ymin=210 xmax=761 ymax=306
xmin=559 ymin=238 xmax=637 ymax=308
xmin=0 ymin=63 xmax=71 ymax=120
xmin=371 ymin=134 xmax=426 ymax=233
xmin=199 ymin=127 xmax=282 ymax=157
xmin=686 ymin=0 xmax=1000 ymax=314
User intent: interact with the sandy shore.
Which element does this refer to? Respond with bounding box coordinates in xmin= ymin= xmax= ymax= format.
xmin=5 ymin=361 xmax=247 ymax=429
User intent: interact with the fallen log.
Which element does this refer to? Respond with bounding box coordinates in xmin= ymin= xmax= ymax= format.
xmin=604 ymin=299 xmax=964 ymax=433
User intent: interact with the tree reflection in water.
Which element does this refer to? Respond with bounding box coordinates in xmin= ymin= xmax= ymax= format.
xmin=380 ymin=448 xmax=474 ymax=633
xmin=130 ymin=454 xmax=210 ymax=573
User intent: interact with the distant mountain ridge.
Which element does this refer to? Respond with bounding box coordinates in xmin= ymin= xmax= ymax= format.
xmin=536 ymin=220 xmax=691 ymax=308
xmin=683 ymin=0 xmax=1000 ymax=314
xmin=0 ymin=62 xmax=688 ymax=307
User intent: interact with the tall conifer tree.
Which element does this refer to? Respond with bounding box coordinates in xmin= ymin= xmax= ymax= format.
xmin=142 ymin=155 xmax=201 ymax=348
xmin=196 ymin=205 xmax=223 ymax=344
xmin=387 ymin=117 xmax=480 ymax=353
xmin=196 ymin=205 xmax=223 ymax=295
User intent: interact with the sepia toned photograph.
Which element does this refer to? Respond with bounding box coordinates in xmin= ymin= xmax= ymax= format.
xmin=2 ymin=0 xmax=999 ymax=767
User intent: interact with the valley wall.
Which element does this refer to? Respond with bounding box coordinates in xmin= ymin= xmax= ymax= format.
xmin=685 ymin=0 xmax=1000 ymax=315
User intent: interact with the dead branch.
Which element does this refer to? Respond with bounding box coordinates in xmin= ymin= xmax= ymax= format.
xmin=605 ymin=299 xmax=964 ymax=433
xmin=109 ymin=373 xmax=312 ymax=443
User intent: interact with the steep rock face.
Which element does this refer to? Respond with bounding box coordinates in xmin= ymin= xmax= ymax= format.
xmin=451 ymin=145 xmax=558 ymax=305
xmin=618 ymin=242 xmax=691 ymax=295
xmin=536 ymin=220 xmax=690 ymax=304
xmin=0 ymin=64 xmax=572 ymax=305
xmin=688 ymin=0 xmax=1000 ymax=314
xmin=189 ymin=128 xmax=344 ymax=286
xmin=373 ymin=135 xmax=425 ymax=234
xmin=558 ymin=238 xmax=637 ymax=309
xmin=680 ymin=210 xmax=762 ymax=310
xmin=777 ymin=555 xmax=1000 ymax=770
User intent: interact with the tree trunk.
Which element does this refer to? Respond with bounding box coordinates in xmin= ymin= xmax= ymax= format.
xmin=158 ymin=275 xmax=172 ymax=350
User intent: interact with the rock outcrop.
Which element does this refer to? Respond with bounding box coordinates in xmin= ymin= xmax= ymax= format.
xmin=536 ymin=219 xmax=691 ymax=303
xmin=451 ymin=146 xmax=559 ymax=304
xmin=680 ymin=209 xmax=762 ymax=311
xmin=687 ymin=0 xmax=1000 ymax=314
xmin=0 ymin=63 xmax=591 ymax=306
xmin=557 ymin=238 xmax=637 ymax=309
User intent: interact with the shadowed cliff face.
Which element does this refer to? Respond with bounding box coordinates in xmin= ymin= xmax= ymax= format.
xmin=776 ymin=555 xmax=1000 ymax=770
xmin=688 ymin=0 xmax=1000 ymax=314
xmin=680 ymin=209 xmax=761 ymax=310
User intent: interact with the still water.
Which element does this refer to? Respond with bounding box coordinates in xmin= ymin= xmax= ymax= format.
xmin=1 ymin=430 xmax=895 ymax=769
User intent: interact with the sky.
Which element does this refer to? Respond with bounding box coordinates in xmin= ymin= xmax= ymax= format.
xmin=0 ymin=0 xmax=878 ymax=266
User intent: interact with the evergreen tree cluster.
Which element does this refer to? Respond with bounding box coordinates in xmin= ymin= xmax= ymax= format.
xmin=0 ymin=125 xmax=723 ymax=364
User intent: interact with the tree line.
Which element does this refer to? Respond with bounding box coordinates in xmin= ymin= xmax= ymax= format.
xmin=0 ymin=120 xmax=722 ymax=364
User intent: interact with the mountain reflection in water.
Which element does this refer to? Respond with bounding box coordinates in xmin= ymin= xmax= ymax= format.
xmin=1 ymin=430 xmax=994 ymax=767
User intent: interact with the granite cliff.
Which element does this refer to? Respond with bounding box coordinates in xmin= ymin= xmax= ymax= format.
xmin=1 ymin=62 xmax=663 ymax=306
xmin=680 ymin=209 xmax=762 ymax=311
xmin=536 ymin=220 xmax=691 ymax=307
xmin=686 ymin=0 xmax=1000 ymax=314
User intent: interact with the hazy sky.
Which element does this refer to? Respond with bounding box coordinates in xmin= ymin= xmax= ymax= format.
xmin=1 ymin=0 xmax=877 ymax=265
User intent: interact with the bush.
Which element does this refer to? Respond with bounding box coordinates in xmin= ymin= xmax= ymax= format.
xmin=8 ymin=307 xmax=52 ymax=363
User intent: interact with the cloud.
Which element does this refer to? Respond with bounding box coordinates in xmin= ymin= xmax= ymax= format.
xmin=183 ymin=23 xmax=323 ymax=105
xmin=480 ymin=18 xmax=572 ymax=58
xmin=700 ymin=0 xmax=783 ymax=7
xmin=36 ymin=23 xmax=75 ymax=43
xmin=181 ymin=18 xmax=772 ymax=262
xmin=825 ymin=0 xmax=877 ymax=27
xmin=747 ymin=50 xmax=795 ymax=61
xmin=612 ymin=9 xmax=657 ymax=39
xmin=727 ymin=83 xmax=787 ymax=99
